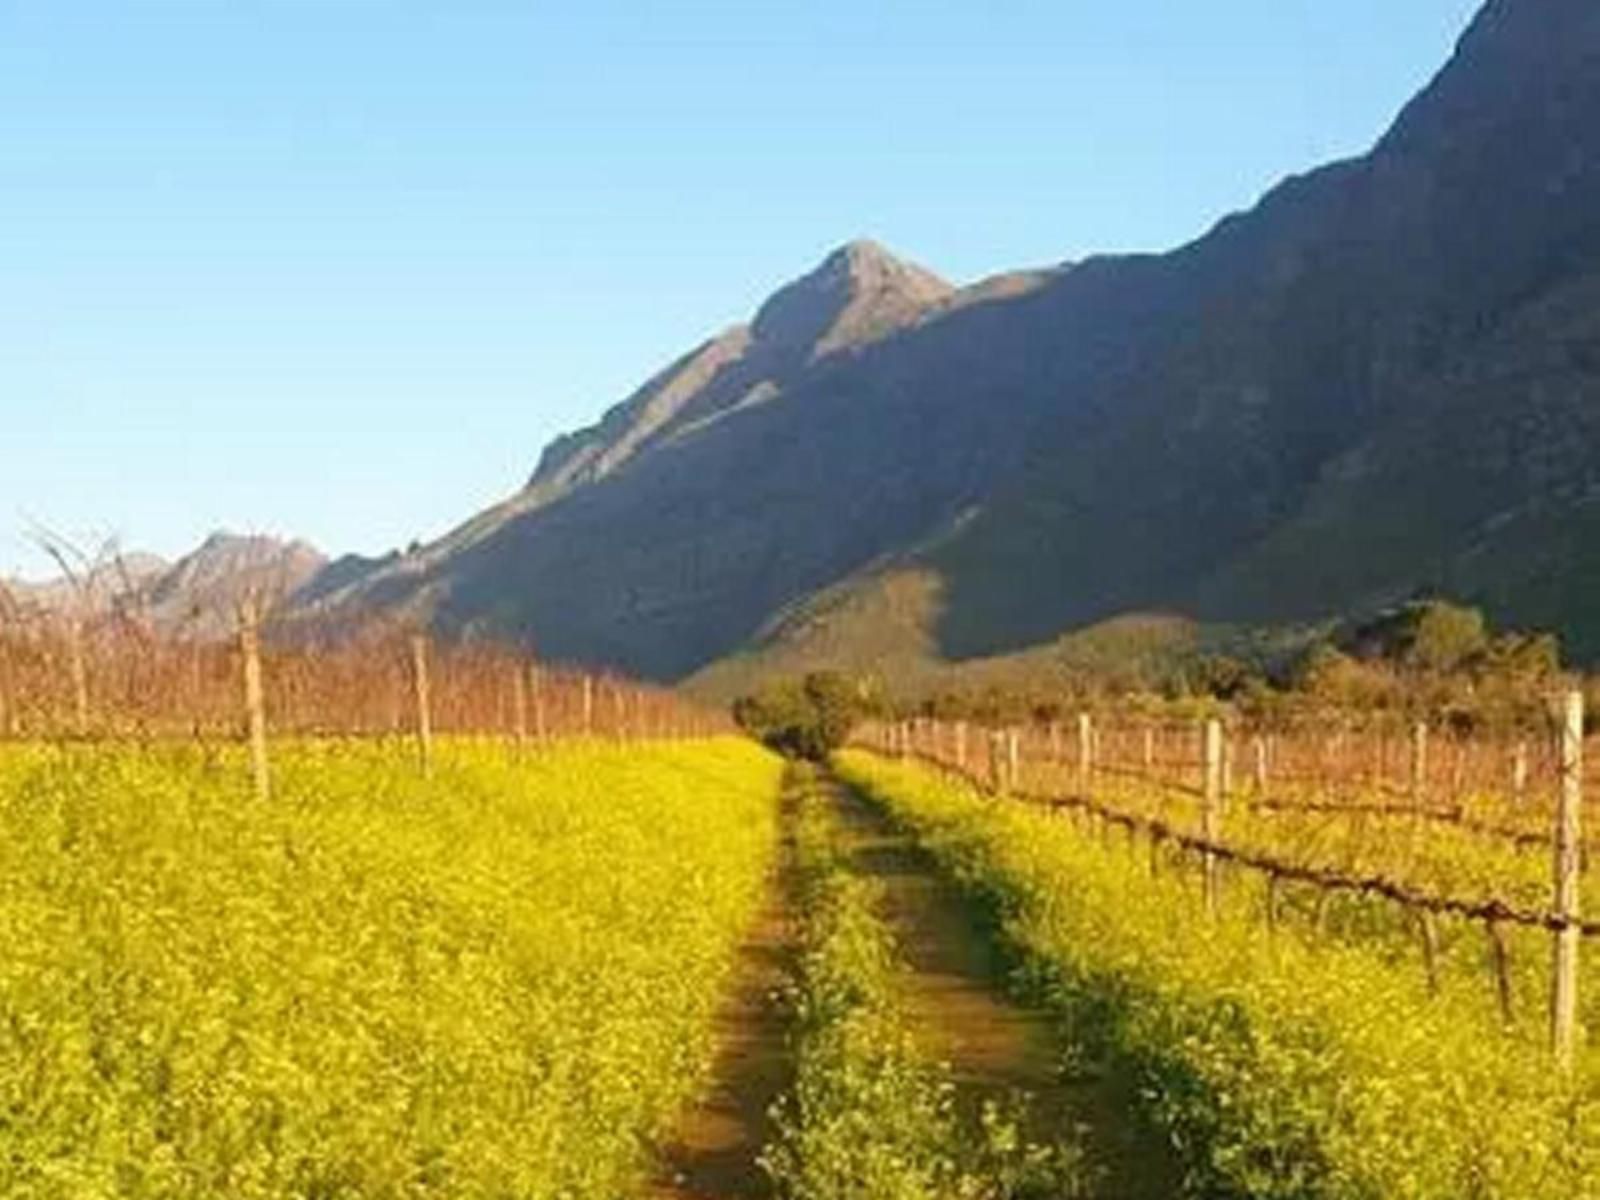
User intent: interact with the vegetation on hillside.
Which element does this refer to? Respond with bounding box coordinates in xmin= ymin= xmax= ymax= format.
xmin=799 ymin=598 xmax=1573 ymax=735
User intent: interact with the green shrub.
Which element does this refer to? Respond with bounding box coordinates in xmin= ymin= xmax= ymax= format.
xmin=734 ymin=671 xmax=868 ymax=760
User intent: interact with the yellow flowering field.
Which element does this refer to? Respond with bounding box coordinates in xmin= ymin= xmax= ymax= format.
xmin=0 ymin=737 xmax=781 ymax=1199
xmin=837 ymin=750 xmax=1600 ymax=1200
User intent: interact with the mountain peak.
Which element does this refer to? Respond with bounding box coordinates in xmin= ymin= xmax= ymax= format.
xmin=752 ymin=238 xmax=953 ymax=358
xmin=823 ymin=236 xmax=914 ymax=273
xmin=1380 ymin=0 xmax=1600 ymax=156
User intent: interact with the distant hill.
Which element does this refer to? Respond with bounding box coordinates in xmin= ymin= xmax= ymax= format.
xmin=287 ymin=0 xmax=1600 ymax=681
xmin=5 ymin=533 xmax=324 ymax=638
xmin=681 ymin=568 xmax=1300 ymax=704
xmin=145 ymin=533 xmax=326 ymax=636
xmin=2 ymin=552 xmax=169 ymax=617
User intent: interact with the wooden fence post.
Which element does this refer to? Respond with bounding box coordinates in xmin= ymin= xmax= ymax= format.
xmin=1143 ymin=725 xmax=1155 ymax=772
xmin=238 ymin=600 xmax=270 ymax=802
xmin=1007 ymin=728 xmax=1021 ymax=792
xmin=582 ymin=674 xmax=594 ymax=737
xmin=1418 ymin=910 xmax=1440 ymax=995
xmin=954 ymin=720 xmax=967 ymax=770
xmin=531 ymin=666 xmax=547 ymax=743
xmin=1410 ymin=720 xmax=1428 ymax=808
xmin=1512 ymin=740 xmax=1529 ymax=802
xmin=68 ymin=617 xmax=89 ymax=737
xmin=1488 ymin=919 xmax=1514 ymax=1028
xmin=410 ymin=635 xmax=433 ymax=777
xmin=1077 ymin=712 xmax=1093 ymax=792
xmin=1203 ymin=718 xmax=1223 ymax=915
xmin=1253 ymin=734 xmax=1268 ymax=794
xmin=1552 ymin=689 xmax=1583 ymax=1070
xmin=512 ymin=664 xmax=529 ymax=754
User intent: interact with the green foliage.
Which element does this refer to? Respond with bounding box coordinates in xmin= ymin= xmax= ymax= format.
xmin=1339 ymin=598 xmax=1546 ymax=681
xmin=1255 ymin=599 xmax=1568 ymax=731
xmin=1169 ymin=653 xmax=1263 ymax=701
xmin=0 ymin=738 xmax=782 ymax=1199
xmin=837 ymin=752 xmax=1600 ymax=1200
xmin=715 ymin=591 xmax=1574 ymax=741
xmin=1405 ymin=600 xmax=1490 ymax=671
xmin=734 ymin=671 xmax=870 ymax=760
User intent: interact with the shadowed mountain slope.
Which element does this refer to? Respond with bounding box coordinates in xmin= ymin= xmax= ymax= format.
xmin=291 ymin=0 xmax=1600 ymax=676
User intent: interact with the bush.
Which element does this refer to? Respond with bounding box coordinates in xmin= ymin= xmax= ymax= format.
xmin=733 ymin=672 xmax=867 ymax=760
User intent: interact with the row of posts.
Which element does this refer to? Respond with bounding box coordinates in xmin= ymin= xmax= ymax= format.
xmin=881 ymin=697 xmax=1585 ymax=1070
xmin=235 ymin=615 xmax=685 ymax=798
xmin=888 ymin=713 xmax=1545 ymax=814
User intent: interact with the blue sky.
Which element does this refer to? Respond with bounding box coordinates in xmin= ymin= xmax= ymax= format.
xmin=2 ymin=0 xmax=1482 ymax=578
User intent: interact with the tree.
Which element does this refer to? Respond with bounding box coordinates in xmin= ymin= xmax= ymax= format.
xmin=801 ymin=671 xmax=861 ymax=757
xmin=732 ymin=670 xmax=867 ymax=760
xmin=1404 ymin=601 xmax=1489 ymax=673
xmin=1186 ymin=654 xmax=1256 ymax=700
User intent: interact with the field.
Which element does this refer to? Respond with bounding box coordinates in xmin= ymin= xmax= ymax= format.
xmin=3 ymin=615 xmax=1598 ymax=1198
xmin=0 ymin=737 xmax=781 ymax=1199
xmin=841 ymin=714 xmax=1600 ymax=1198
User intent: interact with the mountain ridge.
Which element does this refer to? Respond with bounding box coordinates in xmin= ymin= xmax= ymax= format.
xmin=5 ymin=533 xmax=325 ymax=638
xmin=286 ymin=0 xmax=1600 ymax=678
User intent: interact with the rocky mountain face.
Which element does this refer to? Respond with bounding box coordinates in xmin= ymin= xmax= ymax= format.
xmin=144 ymin=533 xmax=326 ymax=635
xmin=291 ymin=0 xmax=1600 ymax=675
xmin=530 ymin=238 xmax=956 ymax=498
xmin=6 ymin=534 xmax=325 ymax=638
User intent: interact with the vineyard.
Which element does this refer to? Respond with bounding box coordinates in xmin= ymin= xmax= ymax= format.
xmin=2 ymin=611 xmax=1598 ymax=1196
xmin=845 ymin=706 xmax=1600 ymax=1196
xmin=0 ymin=615 xmax=722 ymax=743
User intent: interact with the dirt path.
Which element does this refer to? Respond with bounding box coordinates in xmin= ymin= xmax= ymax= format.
xmin=645 ymin=801 xmax=795 ymax=1199
xmin=648 ymin=767 xmax=1181 ymax=1198
xmin=831 ymin=777 xmax=1184 ymax=1200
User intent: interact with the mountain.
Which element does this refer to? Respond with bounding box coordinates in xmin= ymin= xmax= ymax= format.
xmin=5 ymin=533 xmax=325 ymax=638
xmin=530 ymin=239 xmax=957 ymax=499
xmin=144 ymin=533 xmax=326 ymax=635
xmin=409 ymin=239 xmax=966 ymax=564
xmin=2 ymin=552 xmax=169 ymax=617
xmin=292 ymin=0 xmax=1600 ymax=679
